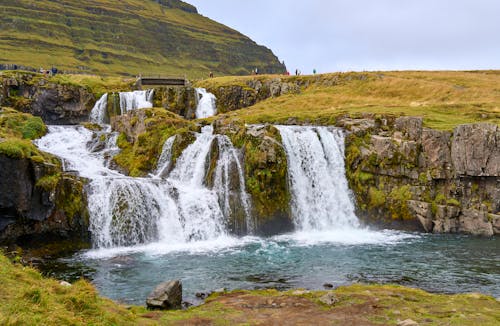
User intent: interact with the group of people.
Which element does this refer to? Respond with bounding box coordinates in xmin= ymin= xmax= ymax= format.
xmin=39 ymin=67 xmax=58 ymax=76
xmin=208 ymin=67 xmax=318 ymax=78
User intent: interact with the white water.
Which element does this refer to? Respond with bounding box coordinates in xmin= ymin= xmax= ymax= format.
xmin=89 ymin=93 xmax=108 ymax=124
xmin=34 ymin=121 xmax=413 ymax=256
xmin=195 ymin=88 xmax=217 ymax=119
xmin=276 ymin=126 xmax=359 ymax=230
xmin=153 ymin=135 xmax=176 ymax=178
xmin=119 ymin=90 xmax=154 ymax=114
xmin=35 ymin=124 xmax=252 ymax=250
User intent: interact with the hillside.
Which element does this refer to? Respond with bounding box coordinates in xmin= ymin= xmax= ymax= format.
xmin=196 ymin=70 xmax=500 ymax=130
xmin=0 ymin=0 xmax=285 ymax=77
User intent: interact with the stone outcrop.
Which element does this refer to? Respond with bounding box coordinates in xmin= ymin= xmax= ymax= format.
xmin=206 ymin=78 xmax=301 ymax=114
xmin=1 ymin=72 xmax=95 ymax=124
xmin=214 ymin=121 xmax=293 ymax=236
xmin=152 ymin=86 xmax=197 ymax=119
xmin=0 ymin=154 xmax=90 ymax=245
xmin=343 ymin=115 xmax=499 ymax=236
xmin=146 ymin=280 xmax=183 ymax=310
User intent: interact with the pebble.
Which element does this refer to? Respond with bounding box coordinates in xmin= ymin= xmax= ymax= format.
xmin=59 ymin=281 xmax=72 ymax=287
xmin=397 ymin=319 xmax=419 ymax=326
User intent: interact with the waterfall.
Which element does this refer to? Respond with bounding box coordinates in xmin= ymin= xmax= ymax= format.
xmin=276 ymin=125 xmax=359 ymax=231
xmin=36 ymin=123 xmax=251 ymax=248
xmin=154 ymin=135 xmax=176 ymax=178
xmin=195 ymin=88 xmax=217 ymax=119
xmin=89 ymin=93 xmax=109 ymax=124
xmin=119 ymin=90 xmax=154 ymax=114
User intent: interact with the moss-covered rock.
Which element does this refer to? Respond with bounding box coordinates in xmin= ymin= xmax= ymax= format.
xmin=111 ymin=108 xmax=197 ymax=176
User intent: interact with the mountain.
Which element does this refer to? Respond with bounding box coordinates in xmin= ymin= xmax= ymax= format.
xmin=0 ymin=0 xmax=285 ymax=77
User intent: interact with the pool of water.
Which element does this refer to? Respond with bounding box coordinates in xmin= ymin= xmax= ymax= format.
xmin=46 ymin=230 xmax=500 ymax=305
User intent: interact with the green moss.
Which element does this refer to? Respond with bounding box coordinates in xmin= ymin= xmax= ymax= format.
xmin=21 ymin=117 xmax=47 ymax=140
xmin=435 ymin=193 xmax=447 ymax=205
xmin=0 ymin=138 xmax=39 ymax=159
xmin=112 ymin=108 xmax=196 ymax=176
xmin=388 ymin=185 xmax=413 ymax=220
xmin=368 ymin=187 xmax=386 ymax=208
xmin=446 ymin=198 xmax=461 ymax=207
xmin=35 ymin=173 xmax=61 ymax=192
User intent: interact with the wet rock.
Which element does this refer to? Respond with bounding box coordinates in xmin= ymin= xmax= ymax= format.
xmin=407 ymin=201 xmax=433 ymax=232
xmin=146 ymin=280 xmax=182 ymax=310
xmin=459 ymin=209 xmax=494 ymax=236
xmin=323 ymin=283 xmax=334 ymax=289
xmin=491 ymin=214 xmax=500 ymax=235
xmin=319 ymin=292 xmax=339 ymax=306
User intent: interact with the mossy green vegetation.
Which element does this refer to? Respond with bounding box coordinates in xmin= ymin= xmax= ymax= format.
xmin=0 ymin=253 xmax=154 ymax=325
xmin=0 ymin=108 xmax=58 ymax=164
xmin=112 ymin=108 xmax=197 ymax=176
xmin=202 ymin=70 xmax=500 ymax=130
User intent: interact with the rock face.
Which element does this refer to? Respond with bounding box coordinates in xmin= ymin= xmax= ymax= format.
xmin=214 ymin=121 xmax=293 ymax=236
xmin=151 ymin=86 xmax=197 ymax=119
xmin=343 ymin=115 xmax=499 ymax=236
xmin=0 ymin=154 xmax=90 ymax=245
xmin=146 ymin=280 xmax=183 ymax=310
xmin=1 ymin=72 xmax=95 ymax=124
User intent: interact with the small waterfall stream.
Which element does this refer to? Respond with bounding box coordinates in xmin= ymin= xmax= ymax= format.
xmin=195 ymin=88 xmax=217 ymax=118
xmin=119 ymin=90 xmax=154 ymax=114
xmin=89 ymin=93 xmax=109 ymax=124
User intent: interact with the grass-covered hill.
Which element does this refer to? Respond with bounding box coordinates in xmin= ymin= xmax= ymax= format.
xmin=197 ymin=70 xmax=500 ymax=130
xmin=0 ymin=0 xmax=285 ymax=77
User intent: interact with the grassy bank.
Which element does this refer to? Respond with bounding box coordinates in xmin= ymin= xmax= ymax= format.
xmin=1 ymin=253 xmax=498 ymax=325
xmin=200 ymin=70 xmax=500 ymax=130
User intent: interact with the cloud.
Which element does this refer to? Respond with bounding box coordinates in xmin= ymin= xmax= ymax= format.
xmin=188 ymin=0 xmax=500 ymax=73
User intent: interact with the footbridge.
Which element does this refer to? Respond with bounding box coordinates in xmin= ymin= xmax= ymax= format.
xmin=136 ymin=75 xmax=188 ymax=88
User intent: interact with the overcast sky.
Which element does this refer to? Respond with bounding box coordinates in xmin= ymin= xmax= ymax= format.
xmin=188 ymin=0 xmax=500 ymax=74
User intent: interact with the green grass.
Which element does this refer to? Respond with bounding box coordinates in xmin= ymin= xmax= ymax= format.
xmin=200 ymin=70 xmax=500 ymax=130
xmin=0 ymin=0 xmax=284 ymax=78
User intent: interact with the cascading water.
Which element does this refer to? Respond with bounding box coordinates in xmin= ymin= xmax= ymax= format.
xmin=153 ymin=135 xmax=176 ymax=178
xmin=36 ymin=122 xmax=251 ymax=249
xmin=89 ymin=93 xmax=108 ymax=124
xmin=119 ymin=90 xmax=154 ymax=114
xmin=276 ymin=125 xmax=360 ymax=231
xmin=195 ymin=88 xmax=217 ymax=119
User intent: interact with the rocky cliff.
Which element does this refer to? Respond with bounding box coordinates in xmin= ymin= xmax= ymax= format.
xmin=0 ymin=153 xmax=90 ymax=245
xmin=1 ymin=72 xmax=96 ymax=124
xmin=341 ymin=115 xmax=499 ymax=236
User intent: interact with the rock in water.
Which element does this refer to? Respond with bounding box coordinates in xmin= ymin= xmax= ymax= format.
xmin=146 ymin=280 xmax=182 ymax=310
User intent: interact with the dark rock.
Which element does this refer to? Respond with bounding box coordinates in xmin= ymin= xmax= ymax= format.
xmin=323 ymin=283 xmax=334 ymax=289
xmin=146 ymin=280 xmax=182 ymax=310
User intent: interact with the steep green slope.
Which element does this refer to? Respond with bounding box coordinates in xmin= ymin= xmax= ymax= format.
xmin=0 ymin=0 xmax=285 ymax=77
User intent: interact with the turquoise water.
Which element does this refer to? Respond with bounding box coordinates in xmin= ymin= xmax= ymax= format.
xmin=50 ymin=232 xmax=499 ymax=305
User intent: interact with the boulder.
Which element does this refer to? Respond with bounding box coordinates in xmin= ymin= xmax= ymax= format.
xmin=459 ymin=209 xmax=494 ymax=236
xmin=407 ymin=201 xmax=432 ymax=232
xmin=146 ymin=280 xmax=182 ymax=310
